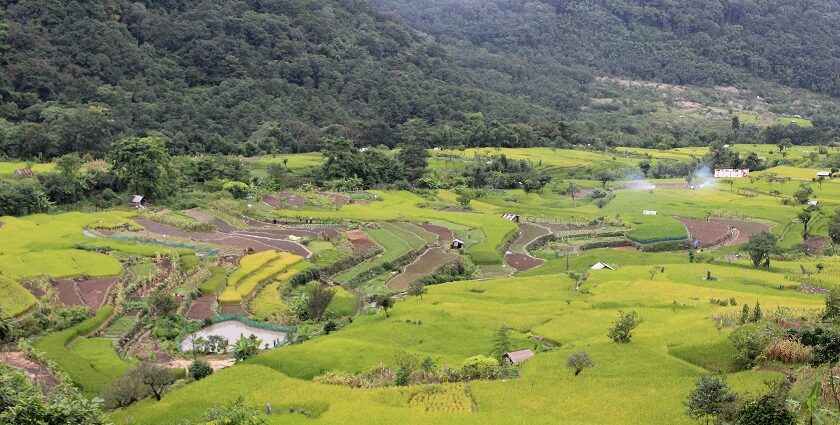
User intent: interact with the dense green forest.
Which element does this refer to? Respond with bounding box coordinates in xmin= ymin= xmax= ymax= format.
xmin=0 ymin=0 xmax=555 ymax=158
xmin=374 ymin=0 xmax=840 ymax=95
xmin=1 ymin=0 xmax=839 ymax=160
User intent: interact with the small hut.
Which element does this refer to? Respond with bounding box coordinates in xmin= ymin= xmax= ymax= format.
xmin=502 ymin=349 xmax=534 ymax=365
xmin=130 ymin=195 xmax=145 ymax=206
xmin=450 ymin=239 xmax=465 ymax=249
xmin=502 ymin=213 xmax=521 ymax=223
xmin=590 ymin=262 xmax=615 ymax=270
xmin=13 ymin=168 xmax=33 ymax=178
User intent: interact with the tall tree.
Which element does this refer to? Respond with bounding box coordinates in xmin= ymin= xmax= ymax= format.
xmin=743 ymin=232 xmax=780 ymax=268
xmin=397 ymin=144 xmax=429 ymax=183
xmin=684 ymin=375 xmax=736 ymax=425
xmin=109 ymin=137 xmax=173 ymax=199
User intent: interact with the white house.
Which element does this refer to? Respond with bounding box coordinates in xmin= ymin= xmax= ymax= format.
xmin=714 ymin=169 xmax=750 ymax=178
xmin=501 ymin=213 xmax=521 ymax=222
xmin=817 ymin=171 xmax=831 ymax=177
xmin=590 ymin=262 xmax=615 ymax=270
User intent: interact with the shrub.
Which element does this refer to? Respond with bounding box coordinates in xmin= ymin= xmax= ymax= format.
xmin=729 ymin=322 xmax=783 ymax=369
xmin=461 ymin=355 xmax=499 ymax=380
xmin=608 ymin=310 xmax=643 ymax=343
xmin=189 ymin=360 xmax=213 ymax=381
xmin=760 ymin=339 xmax=812 ymax=364
xmin=799 ymin=327 xmax=840 ymax=364
xmin=566 ymin=352 xmax=594 ymax=376
xmin=684 ymin=375 xmax=736 ymax=425
xmin=736 ymin=393 xmax=795 ymax=425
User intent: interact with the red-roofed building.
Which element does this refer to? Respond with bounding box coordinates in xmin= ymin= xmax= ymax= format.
xmin=13 ymin=168 xmax=33 ymax=177
xmin=502 ymin=349 xmax=534 ymax=365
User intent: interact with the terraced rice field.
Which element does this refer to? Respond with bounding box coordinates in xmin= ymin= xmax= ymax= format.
xmin=219 ymin=251 xmax=303 ymax=304
xmin=53 ymin=276 xmax=118 ymax=311
xmin=35 ymin=307 xmax=133 ymax=397
xmin=134 ymin=218 xmax=311 ymax=257
xmin=273 ymin=191 xmax=517 ymax=265
xmin=115 ymin=261 xmax=823 ymax=425
xmin=0 ymin=275 xmax=37 ymax=317
xmin=335 ymin=224 xmax=423 ymax=285
xmin=101 ymin=315 xmax=140 ymax=338
xmin=249 ymin=262 xmax=313 ymax=319
xmin=0 ymin=212 xmax=129 ymax=280
xmin=186 ymin=295 xmax=217 ymax=320
xmin=387 ymin=247 xmax=457 ymax=290
xmin=346 ymin=229 xmax=379 ymax=252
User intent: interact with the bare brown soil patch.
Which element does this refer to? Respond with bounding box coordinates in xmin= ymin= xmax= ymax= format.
xmin=0 ymin=352 xmax=59 ymax=391
xmin=266 ymin=191 xmax=306 ymax=208
xmin=505 ymin=253 xmax=545 ymax=272
xmin=539 ymin=223 xmax=604 ymax=232
xmin=76 ymin=277 xmax=118 ymax=310
xmin=186 ymin=295 xmax=216 ymax=320
xmin=346 ymin=229 xmax=378 ymax=252
xmin=676 ymin=218 xmax=730 ymax=247
xmin=125 ymin=330 xmax=171 ymax=362
xmin=511 ymin=223 xmax=551 ymax=252
xmin=417 ymin=223 xmax=453 ymax=243
xmin=53 ymin=279 xmax=84 ymax=307
xmin=805 ymin=237 xmax=828 ymax=253
xmin=320 ymin=192 xmax=350 ymax=206
xmin=134 ymin=218 xmax=311 ymax=257
xmin=219 ymin=304 xmax=247 ymax=316
xmin=387 ymin=247 xmax=457 ymax=290
xmin=712 ymin=218 xmax=771 ymax=246
xmin=798 ymin=285 xmax=830 ymax=295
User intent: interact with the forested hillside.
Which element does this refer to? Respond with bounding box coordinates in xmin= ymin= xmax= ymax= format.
xmin=372 ymin=0 xmax=840 ymax=142
xmin=1 ymin=0 xmax=839 ymax=160
xmin=0 ymin=0 xmax=554 ymax=158
xmin=373 ymin=0 xmax=840 ymax=101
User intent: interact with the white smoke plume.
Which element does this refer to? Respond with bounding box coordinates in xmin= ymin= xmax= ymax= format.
xmin=624 ymin=171 xmax=656 ymax=191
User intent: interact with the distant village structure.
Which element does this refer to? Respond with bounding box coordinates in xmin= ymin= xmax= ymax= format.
xmin=12 ymin=167 xmax=33 ymax=177
xmin=501 ymin=213 xmax=520 ymax=223
xmin=590 ymin=262 xmax=615 ymax=270
xmin=502 ymin=349 xmax=534 ymax=365
xmin=714 ymin=168 xmax=750 ymax=178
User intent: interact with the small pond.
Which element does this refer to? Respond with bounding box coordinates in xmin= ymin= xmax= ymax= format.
xmin=180 ymin=320 xmax=289 ymax=352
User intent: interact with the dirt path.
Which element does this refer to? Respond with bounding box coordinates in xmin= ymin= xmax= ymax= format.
xmin=0 ymin=352 xmax=59 ymax=391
